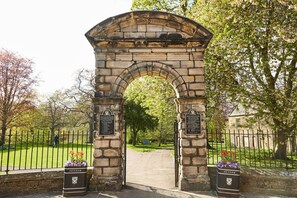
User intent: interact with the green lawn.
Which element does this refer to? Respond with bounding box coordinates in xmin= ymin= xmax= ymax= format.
xmin=126 ymin=143 xmax=174 ymax=152
xmin=1 ymin=142 xmax=173 ymax=173
xmin=207 ymin=143 xmax=297 ymax=170
xmin=2 ymin=140 xmax=295 ymax=174
xmin=0 ymin=143 xmax=93 ymax=173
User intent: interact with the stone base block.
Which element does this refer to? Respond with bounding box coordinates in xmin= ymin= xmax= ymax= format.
xmin=179 ymin=174 xmax=210 ymax=191
xmin=89 ymin=176 xmax=122 ymax=191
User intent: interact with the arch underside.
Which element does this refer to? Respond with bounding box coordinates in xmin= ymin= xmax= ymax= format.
xmin=113 ymin=61 xmax=187 ymax=98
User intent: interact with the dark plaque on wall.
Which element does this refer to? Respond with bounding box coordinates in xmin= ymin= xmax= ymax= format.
xmin=186 ymin=110 xmax=202 ymax=134
xmin=99 ymin=111 xmax=114 ymax=136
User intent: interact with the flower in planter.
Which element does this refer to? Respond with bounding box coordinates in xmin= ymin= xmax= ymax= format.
xmin=217 ymin=149 xmax=238 ymax=169
xmin=65 ymin=150 xmax=87 ymax=167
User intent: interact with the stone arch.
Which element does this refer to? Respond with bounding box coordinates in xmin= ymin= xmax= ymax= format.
xmin=112 ymin=61 xmax=187 ymax=98
xmin=86 ymin=10 xmax=212 ymax=192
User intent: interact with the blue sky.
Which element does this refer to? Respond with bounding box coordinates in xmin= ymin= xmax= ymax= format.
xmin=0 ymin=0 xmax=133 ymax=95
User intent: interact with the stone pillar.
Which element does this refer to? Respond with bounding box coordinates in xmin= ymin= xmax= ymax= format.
xmin=176 ymin=97 xmax=210 ymax=191
xmin=89 ymin=98 xmax=124 ymax=191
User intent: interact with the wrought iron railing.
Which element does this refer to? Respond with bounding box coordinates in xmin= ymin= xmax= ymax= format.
xmin=0 ymin=130 xmax=93 ymax=174
xmin=207 ymin=129 xmax=297 ymax=170
xmin=1 ymin=128 xmax=296 ymax=173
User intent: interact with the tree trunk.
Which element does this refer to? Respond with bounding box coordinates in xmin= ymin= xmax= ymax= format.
xmin=88 ymin=120 xmax=94 ymax=143
xmin=50 ymin=127 xmax=55 ymax=146
xmin=132 ymin=130 xmax=138 ymax=146
xmin=158 ymin=122 xmax=162 ymax=147
xmin=291 ymin=134 xmax=296 ymax=153
xmin=274 ymin=129 xmax=287 ymax=160
xmin=0 ymin=119 xmax=7 ymax=146
xmin=0 ymin=126 xmax=6 ymax=146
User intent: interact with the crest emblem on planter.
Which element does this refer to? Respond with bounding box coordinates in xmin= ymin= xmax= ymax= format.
xmin=72 ymin=176 xmax=78 ymax=184
xmin=226 ymin=177 xmax=232 ymax=186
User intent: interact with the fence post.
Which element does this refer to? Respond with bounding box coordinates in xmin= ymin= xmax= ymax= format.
xmin=5 ymin=129 xmax=12 ymax=175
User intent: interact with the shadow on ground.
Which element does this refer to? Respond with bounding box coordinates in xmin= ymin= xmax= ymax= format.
xmin=12 ymin=182 xmax=294 ymax=198
xmin=16 ymin=182 xmax=216 ymax=198
xmin=97 ymin=183 xmax=216 ymax=198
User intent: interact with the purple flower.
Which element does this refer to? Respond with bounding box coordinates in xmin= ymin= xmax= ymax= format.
xmin=217 ymin=161 xmax=238 ymax=169
xmin=218 ymin=150 xmax=238 ymax=169
xmin=64 ymin=160 xmax=87 ymax=167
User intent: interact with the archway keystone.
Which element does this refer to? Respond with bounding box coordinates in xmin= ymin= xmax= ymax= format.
xmin=85 ymin=10 xmax=212 ymax=191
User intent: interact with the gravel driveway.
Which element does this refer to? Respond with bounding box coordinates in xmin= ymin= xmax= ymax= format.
xmin=126 ymin=148 xmax=176 ymax=190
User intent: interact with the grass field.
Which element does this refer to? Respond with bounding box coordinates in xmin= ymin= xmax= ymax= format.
xmin=207 ymin=143 xmax=297 ymax=169
xmin=1 ymin=140 xmax=296 ymax=174
xmin=126 ymin=143 xmax=174 ymax=152
xmin=0 ymin=143 xmax=93 ymax=173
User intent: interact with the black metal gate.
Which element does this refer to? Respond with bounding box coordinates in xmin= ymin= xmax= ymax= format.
xmin=122 ymin=120 xmax=127 ymax=186
xmin=174 ymin=120 xmax=180 ymax=187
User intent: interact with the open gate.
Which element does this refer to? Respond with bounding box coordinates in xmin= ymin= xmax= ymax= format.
xmin=122 ymin=120 xmax=127 ymax=186
xmin=174 ymin=120 xmax=180 ymax=187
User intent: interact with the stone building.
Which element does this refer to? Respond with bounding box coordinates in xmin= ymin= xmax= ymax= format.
xmin=228 ymin=105 xmax=296 ymax=152
xmin=228 ymin=105 xmax=273 ymax=149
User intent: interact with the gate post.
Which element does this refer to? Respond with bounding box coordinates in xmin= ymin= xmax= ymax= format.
xmin=89 ymin=98 xmax=124 ymax=191
xmin=176 ymin=98 xmax=210 ymax=191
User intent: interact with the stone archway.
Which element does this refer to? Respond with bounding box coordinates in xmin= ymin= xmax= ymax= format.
xmin=85 ymin=10 xmax=212 ymax=191
xmin=113 ymin=61 xmax=187 ymax=98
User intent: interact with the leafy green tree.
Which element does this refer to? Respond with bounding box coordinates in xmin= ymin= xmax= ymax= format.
xmin=124 ymin=100 xmax=158 ymax=145
xmin=131 ymin=0 xmax=196 ymax=16
xmin=132 ymin=0 xmax=297 ymax=159
xmin=193 ymin=0 xmax=297 ymax=159
xmin=124 ymin=76 xmax=176 ymax=145
xmin=12 ymin=107 xmax=39 ymax=131
xmin=37 ymin=91 xmax=69 ymax=145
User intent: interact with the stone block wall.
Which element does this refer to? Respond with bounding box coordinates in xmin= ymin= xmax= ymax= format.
xmin=1 ymin=168 xmax=296 ymax=197
xmin=0 ymin=169 xmax=92 ymax=197
xmin=0 ymin=171 xmax=63 ymax=197
xmin=94 ymin=47 xmax=205 ymax=99
xmin=208 ymin=167 xmax=297 ymax=197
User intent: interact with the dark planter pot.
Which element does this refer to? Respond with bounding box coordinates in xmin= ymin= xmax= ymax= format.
xmin=63 ymin=166 xmax=87 ymax=197
xmin=216 ymin=167 xmax=240 ymax=197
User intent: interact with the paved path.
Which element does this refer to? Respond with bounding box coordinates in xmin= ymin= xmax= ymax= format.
xmin=126 ymin=148 xmax=176 ymax=190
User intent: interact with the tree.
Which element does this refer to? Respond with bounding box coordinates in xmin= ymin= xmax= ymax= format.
xmin=66 ymin=69 xmax=96 ymax=142
xmin=131 ymin=0 xmax=196 ymax=16
xmin=124 ymin=76 xmax=176 ymax=145
xmin=192 ymin=0 xmax=297 ymax=159
xmin=124 ymin=100 xmax=158 ymax=146
xmin=0 ymin=49 xmax=37 ymax=146
xmin=11 ymin=106 xmax=39 ymax=131
xmin=132 ymin=1 xmax=297 ymax=159
xmin=37 ymin=91 xmax=69 ymax=145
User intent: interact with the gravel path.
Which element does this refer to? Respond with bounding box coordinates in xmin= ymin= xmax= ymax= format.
xmin=126 ymin=148 xmax=176 ymax=190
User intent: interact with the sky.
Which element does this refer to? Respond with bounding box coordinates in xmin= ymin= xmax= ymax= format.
xmin=0 ymin=0 xmax=133 ymax=95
